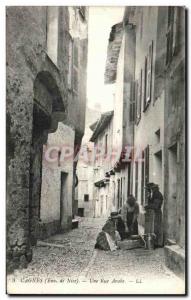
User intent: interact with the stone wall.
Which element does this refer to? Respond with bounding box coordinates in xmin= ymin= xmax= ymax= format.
xmin=40 ymin=123 xmax=75 ymax=235
xmin=6 ymin=6 xmax=88 ymax=272
xmin=163 ymin=7 xmax=185 ymax=249
xmin=6 ymin=6 xmax=68 ymax=272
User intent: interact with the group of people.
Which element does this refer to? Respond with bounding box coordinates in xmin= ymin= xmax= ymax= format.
xmin=95 ymin=183 xmax=164 ymax=251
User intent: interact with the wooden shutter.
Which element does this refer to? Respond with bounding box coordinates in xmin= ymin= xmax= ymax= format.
xmin=68 ymin=36 xmax=73 ymax=89
xmin=130 ymin=81 xmax=135 ymax=122
xmin=73 ymin=39 xmax=79 ymax=94
xmin=146 ymin=41 xmax=153 ymax=104
xmin=144 ymin=145 xmax=149 ymax=205
xmin=136 ymin=70 xmax=142 ymax=123
xmin=145 ymin=145 xmax=149 ymax=185
xmin=141 ymin=151 xmax=145 ymax=205
xmin=143 ymin=56 xmax=147 ymax=111
xmin=120 ymin=178 xmax=123 ymax=208
xmin=166 ymin=7 xmax=178 ymax=65
xmin=135 ymin=80 xmax=138 ymax=123
xmin=172 ymin=7 xmax=178 ymax=55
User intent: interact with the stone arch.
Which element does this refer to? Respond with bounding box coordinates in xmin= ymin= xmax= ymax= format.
xmin=29 ymin=71 xmax=65 ymax=245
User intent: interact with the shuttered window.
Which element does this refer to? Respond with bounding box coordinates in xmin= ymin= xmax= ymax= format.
xmin=143 ymin=56 xmax=147 ymax=111
xmin=144 ymin=145 xmax=150 ymax=205
xmin=130 ymin=81 xmax=136 ymax=122
xmin=73 ymin=40 xmax=79 ymax=94
xmin=68 ymin=35 xmax=73 ymax=89
xmin=145 ymin=41 xmax=153 ymax=107
xmin=145 ymin=145 xmax=149 ymax=185
xmin=136 ymin=70 xmax=142 ymax=124
xmin=141 ymin=151 xmax=145 ymax=205
xmin=166 ymin=7 xmax=179 ymax=66
xmin=47 ymin=7 xmax=58 ymax=65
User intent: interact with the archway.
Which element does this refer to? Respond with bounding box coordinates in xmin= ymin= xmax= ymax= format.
xmin=29 ymin=71 xmax=65 ymax=245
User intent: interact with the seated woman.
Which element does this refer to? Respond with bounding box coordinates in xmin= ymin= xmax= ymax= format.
xmin=119 ymin=195 xmax=139 ymax=238
xmin=95 ymin=212 xmax=121 ymax=251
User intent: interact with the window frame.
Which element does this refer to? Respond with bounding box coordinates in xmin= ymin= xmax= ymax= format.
xmin=73 ymin=40 xmax=79 ymax=95
xmin=68 ymin=34 xmax=73 ymax=90
xmin=84 ymin=194 xmax=89 ymax=202
xmin=145 ymin=41 xmax=153 ymax=110
xmin=130 ymin=81 xmax=136 ymax=123
xmin=166 ymin=7 xmax=178 ymax=66
xmin=136 ymin=70 xmax=142 ymax=125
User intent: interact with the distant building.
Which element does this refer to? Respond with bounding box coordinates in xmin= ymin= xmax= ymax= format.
xmin=90 ymin=111 xmax=114 ymax=217
xmin=6 ymin=6 xmax=88 ymax=271
xmin=76 ymin=106 xmax=101 ymax=217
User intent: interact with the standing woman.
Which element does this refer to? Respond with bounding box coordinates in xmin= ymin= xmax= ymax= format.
xmin=121 ymin=195 xmax=139 ymax=236
xmin=150 ymin=184 xmax=163 ymax=247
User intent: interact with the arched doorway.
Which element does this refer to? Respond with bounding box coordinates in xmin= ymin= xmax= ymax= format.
xmin=29 ymin=71 xmax=65 ymax=245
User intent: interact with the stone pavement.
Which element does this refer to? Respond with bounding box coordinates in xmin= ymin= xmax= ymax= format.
xmin=7 ymin=217 xmax=185 ymax=294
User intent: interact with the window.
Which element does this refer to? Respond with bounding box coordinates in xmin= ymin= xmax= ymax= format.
xmin=144 ymin=145 xmax=150 ymax=204
xmin=117 ymin=179 xmax=120 ymax=209
xmin=73 ymin=40 xmax=79 ymax=94
xmin=120 ymin=178 xmax=123 ymax=208
xmin=68 ymin=36 xmax=73 ymax=89
xmin=127 ymin=163 xmax=131 ymax=196
xmin=143 ymin=56 xmax=147 ymax=111
xmin=136 ymin=70 xmax=142 ymax=124
xmin=84 ymin=194 xmax=89 ymax=202
xmin=145 ymin=41 xmax=153 ymax=108
xmin=166 ymin=7 xmax=179 ymax=66
xmin=141 ymin=151 xmax=145 ymax=205
xmin=47 ymin=7 xmax=59 ymax=65
xmin=130 ymin=81 xmax=135 ymax=122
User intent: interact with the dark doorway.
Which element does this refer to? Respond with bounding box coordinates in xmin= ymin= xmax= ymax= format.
xmin=127 ymin=163 xmax=131 ymax=196
xmin=168 ymin=143 xmax=178 ymax=242
xmin=29 ymin=103 xmax=50 ymax=245
xmin=60 ymin=172 xmax=68 ymax=226
xmin=154 ymin=150 xmax=162 ymax=190
xmin=117 ymin=179 xmax=120 ymax=209
xmin=78 ymin=208 xmax=84 ymax=217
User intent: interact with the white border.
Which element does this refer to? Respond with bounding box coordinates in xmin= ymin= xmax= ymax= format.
xmin=0 ymin=1 xmax=190 ymax=299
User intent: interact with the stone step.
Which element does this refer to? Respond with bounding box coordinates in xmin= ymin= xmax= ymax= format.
xmin=117 ymin=238 xmax=144 ymax=250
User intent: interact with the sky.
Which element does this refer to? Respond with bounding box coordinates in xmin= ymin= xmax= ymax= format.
xmin=87 ymin=7 xmax=124 ymax=112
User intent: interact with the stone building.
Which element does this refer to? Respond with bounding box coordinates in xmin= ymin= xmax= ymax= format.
xmin=6 ymin=6 xmax=88 ymax=271
xmin=76 ymin=106 xmax=101 ymax=217
xmin=103 ymin=6 xmax=185 ymax=276
xmin=90 ymin=111 xmax=114 ymax=217
xmin=104 ymin=21 xmax=135 ymax=213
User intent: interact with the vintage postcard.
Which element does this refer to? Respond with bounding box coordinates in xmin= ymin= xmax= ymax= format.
xmin=6 ymin=6 xmax=186 ymax=295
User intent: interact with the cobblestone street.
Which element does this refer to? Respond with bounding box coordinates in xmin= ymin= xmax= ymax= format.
xmin=8 ymin=218 xmax=184 ymax=294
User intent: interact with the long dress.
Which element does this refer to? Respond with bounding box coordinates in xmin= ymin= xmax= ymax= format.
xmin=119 ymin=202 xmax=139 ymax=238
xmin=150 ymin=190 xmax=163 ymax=247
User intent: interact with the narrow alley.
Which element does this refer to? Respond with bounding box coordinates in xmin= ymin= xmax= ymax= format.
xmin=6 ymin=5 xmax=186 ymax=295
xmin=8 ymin=218 xmax=184 ymax=294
